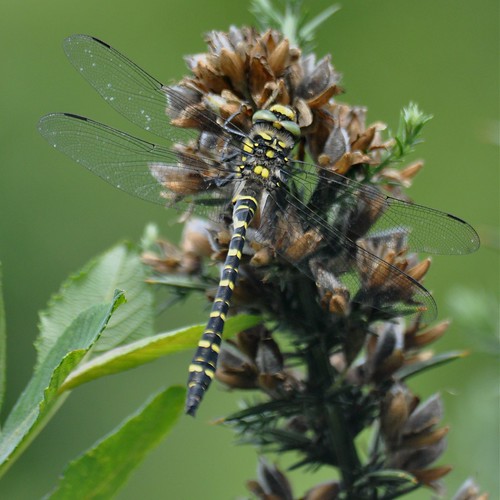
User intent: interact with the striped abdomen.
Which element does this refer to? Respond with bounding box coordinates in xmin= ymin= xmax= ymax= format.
xmin=185 ymin=194 xmax=258 ymax=416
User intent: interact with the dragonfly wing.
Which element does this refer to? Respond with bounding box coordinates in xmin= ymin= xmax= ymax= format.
xmin=257 ymin=189 xmax=437 ymax=321
xmin=63 ymin=35 xmax=232 ymax=145
xmin=368 ymin=195 xmax=480 ymax=255
xmin=38 ymin=113 xmax=234 ymax=213
xmin=288 ymin=161 xmax=479 ymax=255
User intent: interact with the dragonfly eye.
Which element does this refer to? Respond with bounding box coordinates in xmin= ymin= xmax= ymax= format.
xmin=252 ymin=109 xmax=278 ymax=123
xmin=281 ymin=120 xmax=301 ymax=138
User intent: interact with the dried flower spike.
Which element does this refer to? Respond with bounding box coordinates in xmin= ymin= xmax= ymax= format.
xmin=38 ymin=2 xmax=481 ymax=497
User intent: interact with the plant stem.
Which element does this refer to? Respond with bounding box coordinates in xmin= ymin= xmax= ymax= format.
xmin=307 ymin=340 xmax=361 ymax=489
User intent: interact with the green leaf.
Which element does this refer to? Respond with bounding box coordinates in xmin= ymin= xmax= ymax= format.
xmin=363 ymin=469 xmax=417 ymax=485
xmin=299 ymin=4 xmax=340 ymax=43
xmin=0 ymin=291 xmax=124 ymax=476
xmin=60 ymin=314 xmax=262 ymax=391
xmin=0 ymin=263 xmax=6 ymax=415
xmin=146 ymin=274 xmax=208 ymax=291
xmin=36 ymin=242 xmax=154 ymax=365
xmin=250 ymin=0 xmax=282 ymax=28
xmin=377 ymin=102 xmax=433 ymax=171
xmin=45 ymin=385 xmax=185 ymax=500
xmin=352 ymin=469 xmax=418 ymax=497
xmin=250 ymin=0 xmax=339 ymax=50
xmin=397 ymin=350 xmax=467 ymax=380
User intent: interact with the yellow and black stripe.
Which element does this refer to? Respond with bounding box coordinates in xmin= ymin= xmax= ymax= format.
xmin=185 ymin=194 xmax=258 ymax=416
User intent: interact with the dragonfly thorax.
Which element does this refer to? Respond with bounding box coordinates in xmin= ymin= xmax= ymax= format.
xmin=236 ymin=105 xmax=300 ymax=188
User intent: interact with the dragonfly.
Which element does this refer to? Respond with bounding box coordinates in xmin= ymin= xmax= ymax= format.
xmin=38 ymin=35 xmax=479 ymax=416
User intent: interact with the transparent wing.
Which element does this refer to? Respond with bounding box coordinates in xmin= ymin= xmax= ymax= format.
xmin=62 ymin=35 xmax=479 ymax=254
xmin=39 ymin=114 xmax=433 ymax=318
xmin=283 ymin=160 xmax=479 ymax=256
xmin=63 ymin=34 xmax=234 ymax=145
xmin=45 ymin=34 xmax=479 ymax=322
xmin=258 ymin=188 xmax=438 ymax=321
xmin=38 ymin=113 xmax=235 ymax=211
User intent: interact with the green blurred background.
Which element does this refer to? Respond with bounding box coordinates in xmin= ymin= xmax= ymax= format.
xmin=0 ymin=0 xmax=498 ymax=498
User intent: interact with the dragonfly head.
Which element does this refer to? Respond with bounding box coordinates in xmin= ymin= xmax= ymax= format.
xmin=252 ymin=105 xmax=301 ymax=139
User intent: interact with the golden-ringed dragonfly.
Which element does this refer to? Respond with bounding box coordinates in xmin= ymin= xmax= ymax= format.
xmin=38 ymin=35 xmax=479 ymax=416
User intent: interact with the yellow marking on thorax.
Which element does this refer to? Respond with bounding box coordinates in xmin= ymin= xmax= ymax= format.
xmin=253 ymin=164 xmax=270 ymax=179
xmin=266 ymin=149 xmax=275 ymax=158
xmin=257 ymin=131 xmax=272 ymax=141
xmin=243 ymin=138 xmax=254 ymax=153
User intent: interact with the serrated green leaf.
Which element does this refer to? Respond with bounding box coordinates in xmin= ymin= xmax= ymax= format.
xmin=0 ymin=263 xmax=6 ymax=415
xmin=36 ymin=243 xmax=154 ymax=366
xmin=45 ymin=385 xmax=185 ymax=500
xmin=397 ymin=350 xmax=467 ymax=380
xmin=0 ymin=291 xmax=124 ymax=476
xmin=60 ymin=314 xmax=262 ymax=391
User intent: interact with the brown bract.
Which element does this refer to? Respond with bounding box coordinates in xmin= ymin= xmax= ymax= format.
xmin=179 ymin=27 xmax=393 ymax=170
xmin=381 ymin=390 xmax=451 ymax=491
xmin=216 ymin=324 xmax=303 ymax=396
xmin=138 ymin=23 xmax=464 ymax=497
xmin=168 ymin=25 xmax=424 ymax=195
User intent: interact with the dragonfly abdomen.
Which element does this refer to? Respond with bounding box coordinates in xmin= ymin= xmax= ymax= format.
xmin=186 ymin=193 xmax=258 ymax=416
